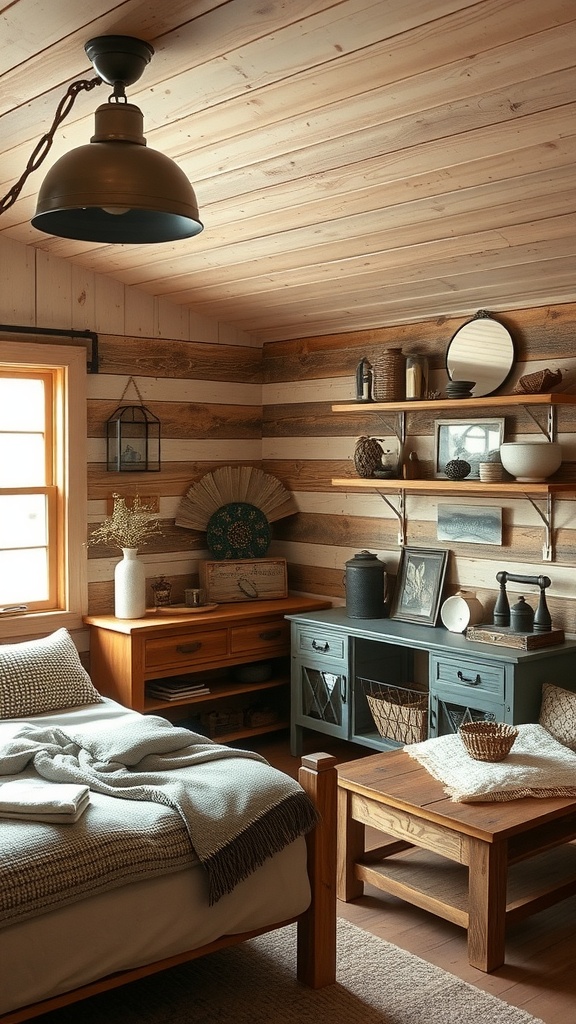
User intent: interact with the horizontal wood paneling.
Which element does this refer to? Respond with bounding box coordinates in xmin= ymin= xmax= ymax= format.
xmin=263 ymin=304 xmax=576 ymax=633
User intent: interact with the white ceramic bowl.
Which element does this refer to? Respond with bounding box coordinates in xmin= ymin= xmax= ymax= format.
xmin=499 ymin=441 xmax=562 ymax=482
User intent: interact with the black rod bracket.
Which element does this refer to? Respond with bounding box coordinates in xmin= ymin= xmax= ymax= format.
xmin=0 ymin=324 xmax=99 ymax=372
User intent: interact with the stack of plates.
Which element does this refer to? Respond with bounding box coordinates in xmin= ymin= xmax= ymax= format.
xmin=445 ymin=379 xmax=475 ymax=399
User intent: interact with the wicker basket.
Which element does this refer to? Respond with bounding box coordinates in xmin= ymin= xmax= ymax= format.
xmin=200 ymin=709 xmax=244 ymax=738
xmin=511 ymin=368 xmax=562 ymax=394
xmin=459 ymin=721 xmax=518 ymax=762
xmin=372 ymin=348 xmax=405 ymax=402
xmin=366 ymin=684 xmax=428 ymax=744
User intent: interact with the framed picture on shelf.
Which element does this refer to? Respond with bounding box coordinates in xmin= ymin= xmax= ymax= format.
xmin=390 ymin=547 xmax=449 ymax=626
xmin=434 ymin=418 xmax=505 ymax=479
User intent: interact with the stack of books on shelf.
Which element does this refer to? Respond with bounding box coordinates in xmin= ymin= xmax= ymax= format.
xmin=146 ymin=678 xmax=211 ymax=701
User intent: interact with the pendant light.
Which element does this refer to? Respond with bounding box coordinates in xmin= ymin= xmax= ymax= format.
xmin=30 ymin=36 xmax=203 ymax=244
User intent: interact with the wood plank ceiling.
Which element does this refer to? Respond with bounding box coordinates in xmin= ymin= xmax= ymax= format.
xmin=0 ymin=0 xmax=575 ymax=343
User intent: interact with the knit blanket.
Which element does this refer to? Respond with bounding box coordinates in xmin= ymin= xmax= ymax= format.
xmin=404 ymin=723 xmax=576 ymax=802
xmin=0 ymin=715 xmax=318 ymax=916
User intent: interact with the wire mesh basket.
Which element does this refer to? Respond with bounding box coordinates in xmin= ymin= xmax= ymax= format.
xmin=365 ymin=681 xmax=428 ymax=744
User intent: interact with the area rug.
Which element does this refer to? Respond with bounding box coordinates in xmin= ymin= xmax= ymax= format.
xmin=37 ymin=918 xmax=543 ymax=1024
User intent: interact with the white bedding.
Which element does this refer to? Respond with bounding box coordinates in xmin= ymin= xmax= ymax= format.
xmin=0 ymin=699 xmax=310 ymax=1017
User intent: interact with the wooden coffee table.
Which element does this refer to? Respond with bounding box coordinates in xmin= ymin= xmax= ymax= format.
xmin=337 ymin=748 xmax=576 ymax=971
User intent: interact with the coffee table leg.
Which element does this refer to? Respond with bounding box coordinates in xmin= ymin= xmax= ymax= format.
xmin=467 ymin=837 xmax=507 ymax=971
xmin=337 ymin=787 xmax=365 ymax=901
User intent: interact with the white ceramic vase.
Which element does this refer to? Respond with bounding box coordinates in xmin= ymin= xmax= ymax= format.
xmin=114 ymin=548 xmax=146 ymax=619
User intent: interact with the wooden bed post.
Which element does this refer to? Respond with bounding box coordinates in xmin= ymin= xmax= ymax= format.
xmin=297 ymin=752 xmax=338 ymax=988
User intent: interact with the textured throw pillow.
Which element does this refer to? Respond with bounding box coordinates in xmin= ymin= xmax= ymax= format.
xmin=0 ymin=628 xmax=103 ymax=718
xmin=539 ymin=682 xmax=576 ymax=751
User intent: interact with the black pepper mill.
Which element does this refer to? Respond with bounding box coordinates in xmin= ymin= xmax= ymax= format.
xmin=344 ymin=550 xmax=387 ymax=618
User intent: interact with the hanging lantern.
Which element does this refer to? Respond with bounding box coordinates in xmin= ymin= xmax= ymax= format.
xmin=106 ymin=377 xmax=160 ymax=472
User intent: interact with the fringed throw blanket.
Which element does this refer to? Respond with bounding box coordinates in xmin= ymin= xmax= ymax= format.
xmin=405 ymin=723 xmax=576 ymax=802
xmin=0 ymin=715 xmax=318 ymax=922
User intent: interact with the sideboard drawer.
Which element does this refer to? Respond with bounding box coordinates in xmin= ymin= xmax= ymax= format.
xmin=431 ymin=655 xmax=505 ymax=699
xmin=295 ymin=628 xmax=346 ymax=662
xmin=145 ymin=630 xmax=228 ymax=671
xmin=230 ymin=620 xmax=290 ymax=656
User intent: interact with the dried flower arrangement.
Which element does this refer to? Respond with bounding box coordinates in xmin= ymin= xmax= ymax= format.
xmin=90 ymin=494 xmax=162 ymax=550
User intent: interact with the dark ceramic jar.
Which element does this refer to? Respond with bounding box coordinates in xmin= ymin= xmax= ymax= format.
xmin=510 ymin=596 xmax=534 ymax=633
xmin=344 ymin=550 xmax=387 ymax=619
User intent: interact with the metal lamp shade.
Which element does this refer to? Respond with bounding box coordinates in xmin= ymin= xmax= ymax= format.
xmin=32 ymin=102 xmax=203 ymax=243
xmin=107 ymin=404 xmax=160 ymax=472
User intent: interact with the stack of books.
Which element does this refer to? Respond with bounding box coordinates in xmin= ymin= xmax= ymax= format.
xmin=147 ymin=678 xmax=211 ymax=701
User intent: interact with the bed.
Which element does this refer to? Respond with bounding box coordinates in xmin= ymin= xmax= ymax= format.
xmin=0 ymin=629 xmax=337 ymax=1022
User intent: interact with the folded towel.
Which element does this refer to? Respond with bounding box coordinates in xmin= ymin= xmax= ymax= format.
xmin=0 ymin=779 xmax=90 ymax=822
xmin=404 ymin=723 xmax=576 ymax=802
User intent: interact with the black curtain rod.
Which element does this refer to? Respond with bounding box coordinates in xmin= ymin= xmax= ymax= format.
xmin=0 ymin=324 xmax=99 ymax=373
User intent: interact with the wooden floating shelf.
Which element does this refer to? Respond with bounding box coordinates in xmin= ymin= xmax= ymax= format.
xmin=331 ymin=478 xmax=576 ymax=496
xmin=331 ymin=393 xmax=576 ymax=414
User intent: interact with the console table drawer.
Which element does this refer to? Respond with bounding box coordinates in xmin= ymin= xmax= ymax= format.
xmin=431 ymin=655 xmax=505 ymax=699
xmin=230 ymin=620 xmax=290 ymax=655
xmin=296 ymin=628 xmax=346 ymax=661
xmin=145 ymin=630 xmax=228 ymax=670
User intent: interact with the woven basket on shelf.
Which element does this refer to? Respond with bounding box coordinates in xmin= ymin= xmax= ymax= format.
xmin=511 ymin=368 xmax=562 ymax=395
xmin=372 ymin=348 xmax=405 ymax=402
xmin=366 ymin=685 xmax=428 ymax=745
xmin=459 ymin=721 xmax=518 ymax=762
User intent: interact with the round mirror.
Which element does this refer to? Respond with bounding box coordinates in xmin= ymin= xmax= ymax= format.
xmin=446 ymin=311 xmax=515 ymax=397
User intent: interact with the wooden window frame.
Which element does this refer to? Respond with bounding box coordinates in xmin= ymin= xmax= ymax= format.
xmin=0 ymin=341 xmax=87 ymax=639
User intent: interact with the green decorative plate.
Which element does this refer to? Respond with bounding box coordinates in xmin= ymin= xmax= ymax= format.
xmin=206 ymin=502 xmax=271 ymax=559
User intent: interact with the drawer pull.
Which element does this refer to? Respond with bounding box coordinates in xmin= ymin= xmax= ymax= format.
xmin=457 ymin=670 xmax=481 ymax=686
xmin=259 ymin=629 xmax=282 ymax=641
xmin=176 ymin=642 xmax=202 ymax=654
xmin=312 ymin=640 xmax=330 ymax=653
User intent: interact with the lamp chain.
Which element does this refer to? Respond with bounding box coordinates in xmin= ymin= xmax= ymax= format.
xmin=0 ymin=76 xmax=102 ymax=216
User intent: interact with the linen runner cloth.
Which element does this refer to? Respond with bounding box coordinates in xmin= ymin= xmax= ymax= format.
xmin=404 ymin=722 xmax=576 ymax=802
xmin=0 ymin=715 xmax=318 ymax=905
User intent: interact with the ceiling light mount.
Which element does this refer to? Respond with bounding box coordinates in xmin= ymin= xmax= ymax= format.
xmin=84 ymin=35 xmax=154 ymax=91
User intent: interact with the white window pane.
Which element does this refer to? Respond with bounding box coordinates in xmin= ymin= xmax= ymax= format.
xmin=0 ymin=494 xmax=47 ymax=546
xmin=0 ymin=379 xmax=45 ymax=431
xmin=0 ymin=549 xmax=49 ymax=604
xmin=0 ymin=435 xmax=46 ymax=486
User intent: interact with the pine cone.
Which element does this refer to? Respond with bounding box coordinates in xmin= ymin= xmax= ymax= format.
xmin=354 ymin=436 xmax=383 ymax=478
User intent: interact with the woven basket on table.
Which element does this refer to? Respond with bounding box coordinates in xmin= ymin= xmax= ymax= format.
xmin=459 ymin=721 xmax=518 ymax=762
xmin=372 ymin=348 xmax=405 ymax=402
xmin=366 ymin=686 xmax=428 ymax=745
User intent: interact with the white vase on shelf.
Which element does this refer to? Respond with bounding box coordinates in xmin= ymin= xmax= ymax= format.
xmin=114 ymin=548 xmax=146 ymax=619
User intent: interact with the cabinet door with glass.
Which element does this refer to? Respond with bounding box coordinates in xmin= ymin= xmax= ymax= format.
xmin=290 ymin=624 xmax=349 ymax=754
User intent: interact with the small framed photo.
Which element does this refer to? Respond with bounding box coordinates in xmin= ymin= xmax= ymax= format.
xmin=390 ymin=547 xmax=449 ymax=626
xmin=435 ymin=418 xmax=504 ymax=479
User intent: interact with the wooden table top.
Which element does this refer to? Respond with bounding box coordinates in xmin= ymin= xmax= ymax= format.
xmin=337 ymin=748 xmax=576 ymax=842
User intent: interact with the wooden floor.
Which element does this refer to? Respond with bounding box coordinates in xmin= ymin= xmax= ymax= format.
xmin=249 ymin=730 xmax=576 ymax=1024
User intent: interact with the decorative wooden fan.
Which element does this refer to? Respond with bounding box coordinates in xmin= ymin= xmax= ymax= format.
xmin=176 ymin=466 xmax=297 ymax=558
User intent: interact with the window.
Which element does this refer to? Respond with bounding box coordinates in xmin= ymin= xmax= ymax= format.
xmin=0 ymin=341 xmax=87 ymax=637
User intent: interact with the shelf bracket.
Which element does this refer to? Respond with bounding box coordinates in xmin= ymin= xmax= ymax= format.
xmin=522 ymin=402 xmax=556 ymax=441
xmin=376 ymin=487 xmax=406 ymax=546
xmin=371 ymin=410 xmax=405 ymax=445
xmin=525 ymin=491 xmax=554 ymax=561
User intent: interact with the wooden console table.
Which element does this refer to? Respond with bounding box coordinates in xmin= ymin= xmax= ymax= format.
xmin=337 ymin=748 xmax=576 ymax=971
xmin=84 ymin=595 xmax=330 ymax=744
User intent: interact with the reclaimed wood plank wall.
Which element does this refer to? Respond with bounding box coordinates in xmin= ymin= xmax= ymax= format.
xmin=262 ymin=303 xmax=576 ymax=633
xmin=2 ymin=233 xmax=576 ymax=640
xmin=0 ymin=238 xmax=261 ymax=650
